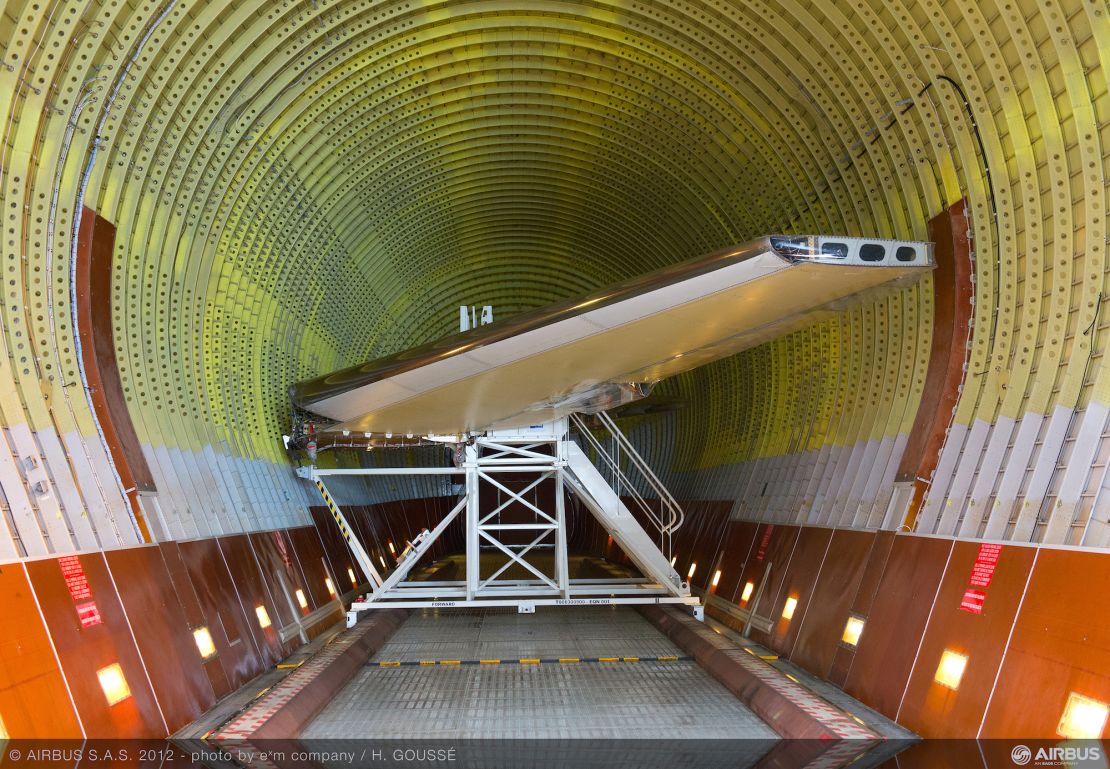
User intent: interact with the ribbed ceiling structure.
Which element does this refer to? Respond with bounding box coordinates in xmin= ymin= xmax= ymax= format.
xmin=1 ymin=0 xmax=1108 ymax=550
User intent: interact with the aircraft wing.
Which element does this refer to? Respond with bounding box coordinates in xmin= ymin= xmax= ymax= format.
xmin=291 ymin=235 xmax=933 ymax=436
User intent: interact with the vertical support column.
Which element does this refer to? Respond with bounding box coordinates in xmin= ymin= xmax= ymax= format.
xmin=555 ymin=462 xmax=570 ymax=598
xmin=465 ymin=443 xmax=480 ymax=600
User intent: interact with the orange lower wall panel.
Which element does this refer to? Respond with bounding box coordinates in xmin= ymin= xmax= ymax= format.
xmin=177 ymin=536 xmax=270 ymax=692
xmin=3 ymin=498 xmax=1109 ymax=741
xmin=156 ymin=541 xmax=234 ymax=700
xmin=734 ymin=524 xmax=801 ymax=626
xmin=980 ymin=548 xmax=1110 ymax=738
xmin=788 ymin=529 xmax=876 ymax=678
xmin=0 ymin=565 xmax=82 ymax=738
xmin=103 ymin=547 xmax=219 ymax=732
xmin=24 ymin=552 xmax=168 ymax=737
xmin=713 ymin=521 xmax=760 ymax=602
xmin=757 ymin=526 xmax=834 ymax=654
xmin=895 ymin=541 xmax=1036 ymax=736
xmin=222 ymin=533 xmax=293 ymax=662
xmin=695 ymin=518 xmax=1110 ymax=740
xmin=0 ymin=514 xmax=364 ymax=738
xmin=842 ymin=535 xmax=954 ymax=720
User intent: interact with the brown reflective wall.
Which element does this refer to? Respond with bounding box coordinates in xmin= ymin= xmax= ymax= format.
xmin=897 ymin=199 xmax=974 ymax=527
xmin=0 ymin=498 xmax=1107 ymax=738
xmin=0 ymin=513 xmax=366 ymax=737
xmin=672 ymin=510 xmax=1110 ymax=739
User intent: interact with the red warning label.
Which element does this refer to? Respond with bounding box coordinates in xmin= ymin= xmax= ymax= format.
xmin=76 ymin=601 xmax=102 ymax=628
xmin=756 ymin=525 xmax=774 ymax=561
xmin=968 ymin=543 xmax=1002 ymax=588
xmin=58 ymin=555 xmax=92 ymax=601
xmin=959 ymin=588 xmax=987 ymax=615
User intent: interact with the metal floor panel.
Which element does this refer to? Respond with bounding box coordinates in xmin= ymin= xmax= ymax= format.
xmin=304 ymin=607 xmax=777 ymax=740
xmin=371 ymin=605 xmax=683 ymax=662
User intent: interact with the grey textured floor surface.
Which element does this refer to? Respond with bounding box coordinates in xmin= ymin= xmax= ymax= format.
xmin=369 ymin=605 xmax=683 ymax=661
xmin=303 ymin=606 xmax=777 ymax=739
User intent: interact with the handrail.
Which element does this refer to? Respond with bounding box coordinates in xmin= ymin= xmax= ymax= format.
xmin=568 ymin=412 xmax=686 ymax=553
xmin=570 ymin=414 xmax=666 ymax=536
xmin=596 ymin=411 xmax=685 ymax=534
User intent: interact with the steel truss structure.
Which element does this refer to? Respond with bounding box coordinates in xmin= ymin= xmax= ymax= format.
xmin=297 ymin=418 xmax=700 ymax=625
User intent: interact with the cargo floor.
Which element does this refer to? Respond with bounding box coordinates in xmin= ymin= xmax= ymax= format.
xmin=302 ymin=606 xmax=777 ymax=739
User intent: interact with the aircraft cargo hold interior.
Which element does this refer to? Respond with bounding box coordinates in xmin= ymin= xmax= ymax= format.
xmin=0 ymin=1 xmax=1108 ymax=767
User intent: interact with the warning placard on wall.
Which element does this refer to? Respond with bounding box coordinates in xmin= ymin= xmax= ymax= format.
xmin=58 ymin=555 xmax=102 ymax=629
xmin=968 ymin=543 xmax=1002 ymax=588
xmin=960 ymin=588 xmax=987 ymax=615
xmin=58 ymin=555 xmax=92 ymax=601
xmin=958 ymin=543 xmax=1003 ymax=614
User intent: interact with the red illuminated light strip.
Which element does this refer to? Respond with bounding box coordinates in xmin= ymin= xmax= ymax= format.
xmin=968 ymin=543 xmax=1001 ymax=588
xmin=959 ymin=589 xmax=987 ymax=614
xmin=59 ymin=555 xmax=93 ymax=601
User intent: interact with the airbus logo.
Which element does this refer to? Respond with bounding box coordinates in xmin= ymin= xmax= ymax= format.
xmin=1011 ymin=744 xmax=1104 ymax=766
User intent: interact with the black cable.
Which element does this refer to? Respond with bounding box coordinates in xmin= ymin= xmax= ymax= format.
xmin=924 ymin=76 xmax=1002 ymax=363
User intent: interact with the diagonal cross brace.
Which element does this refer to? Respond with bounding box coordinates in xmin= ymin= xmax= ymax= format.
xmin=313 ymin=478 xmax=384 ymax=588
xmin=366 ymin=495 xmax=467 ymax=602
xmin=562 ymin=442 xmax=686 ymax=597
xmin=476 ymin=440 xmax=553 ymax=462
xmin=477 ymin=471 xmax=555 ymax=525
xmin=477 ymin=527 xmax=560 ymax=591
